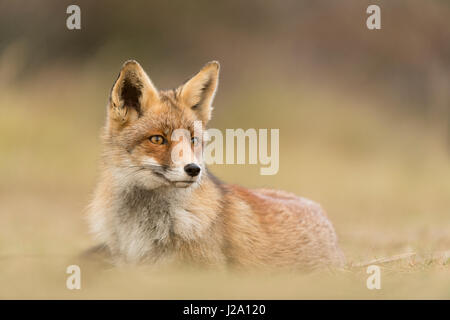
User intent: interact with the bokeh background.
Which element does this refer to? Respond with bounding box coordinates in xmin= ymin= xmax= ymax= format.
xmin=0 ymin=0 xmax=449 ymax=298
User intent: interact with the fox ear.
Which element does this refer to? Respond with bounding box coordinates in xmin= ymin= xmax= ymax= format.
xmin=109 ymin=60 xmax=159 ymax=123
xmin=180 ymin=61 xmax=219 ymax=123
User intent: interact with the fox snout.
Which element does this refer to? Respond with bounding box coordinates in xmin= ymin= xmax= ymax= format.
xmin=165 ymin=159 xmax=203 ymax=186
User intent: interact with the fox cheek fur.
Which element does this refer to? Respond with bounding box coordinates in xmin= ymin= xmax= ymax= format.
xmin=87 ymin=60 xmax=345 ymax=269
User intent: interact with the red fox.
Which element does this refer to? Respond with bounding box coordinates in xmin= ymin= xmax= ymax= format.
xmin=87 ymin=60 xmax=345 ymax=270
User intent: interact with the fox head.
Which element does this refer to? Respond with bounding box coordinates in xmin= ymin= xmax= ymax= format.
xmin=102 ymin=60 xmax=219 ymax=190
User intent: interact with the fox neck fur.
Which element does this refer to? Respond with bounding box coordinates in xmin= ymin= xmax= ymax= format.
xmin=89 ymin=169 xmax=228 ymax=267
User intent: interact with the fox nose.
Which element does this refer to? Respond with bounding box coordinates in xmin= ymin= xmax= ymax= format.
xmin=184 ymin=163 xmax=201 ymax=177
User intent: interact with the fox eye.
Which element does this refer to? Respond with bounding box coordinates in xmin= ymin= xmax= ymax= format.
xmin=191 ymin=137 xmax=200 ymax=146
xmin=149 ymin=135 xmax=166 ymax=145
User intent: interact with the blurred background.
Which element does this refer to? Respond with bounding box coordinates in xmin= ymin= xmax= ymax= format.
xmin=0 ymin=0 xmax=449 ymax=298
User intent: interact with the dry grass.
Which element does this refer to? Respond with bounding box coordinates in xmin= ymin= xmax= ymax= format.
xmin=0 ymin=64 xmax=449 ymax=299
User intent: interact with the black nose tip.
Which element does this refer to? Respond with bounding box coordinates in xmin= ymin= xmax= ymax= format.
xmin=184 ymin=163 xmax=201 ymax=177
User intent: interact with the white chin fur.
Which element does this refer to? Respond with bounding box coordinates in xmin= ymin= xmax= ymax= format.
xmin=174 ymin=181 xmax=194 ymax=188
xmin=112 ymin=161 xmax=202 ymax=190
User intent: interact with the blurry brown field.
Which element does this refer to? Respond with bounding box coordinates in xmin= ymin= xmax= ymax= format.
xmin=0 ymin=0 xmax=449 ymax=299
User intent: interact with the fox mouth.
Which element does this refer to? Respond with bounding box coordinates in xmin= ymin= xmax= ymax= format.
xmin=124 ymin=165 xmax=197 ymax=188
xmin=153 ymin=171 xmax=196 ymax=188
xmin=172 ymin=181 xmax=194 ymax=188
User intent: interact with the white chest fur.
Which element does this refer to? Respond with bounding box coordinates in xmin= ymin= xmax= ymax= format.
xmin=110 ymin=186 xmax=207 ymax=263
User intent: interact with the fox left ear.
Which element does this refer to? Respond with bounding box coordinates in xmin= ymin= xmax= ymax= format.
xmin=109 ymin=60 xmax=159 ymax=124
xmin=180 ymin=61 xmax=220 ymax=123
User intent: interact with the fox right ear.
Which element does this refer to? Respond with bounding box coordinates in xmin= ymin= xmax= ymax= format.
xmin=179 ymin=61 xmax=219 ymax=124
xmin=109 ymin=60 xmax=159 ymax=123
